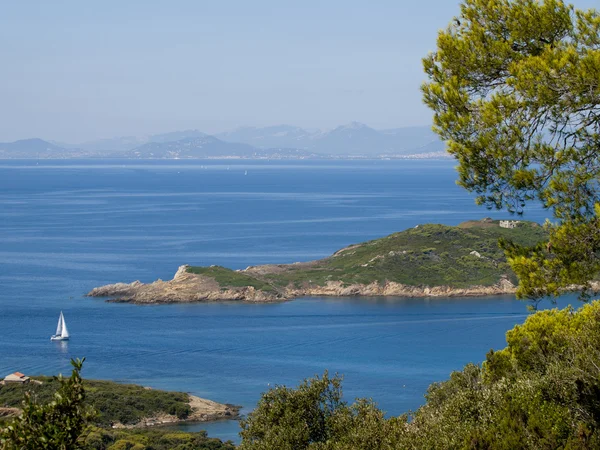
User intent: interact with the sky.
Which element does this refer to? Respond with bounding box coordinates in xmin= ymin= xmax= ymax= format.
xmin=1 ymin=0 xmax=598 ymax=143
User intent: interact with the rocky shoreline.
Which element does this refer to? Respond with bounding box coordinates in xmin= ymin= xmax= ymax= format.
xmin=0 ymin=393 xmax=240 ymax=428
xmin=111 ymin=395 xmax=240 ymax=429
xmin=87 ymin=265 xmax=285 ymax=303
xmin=88 ymin=220 xmax=556 ymax=304
xmin=87 ymin=264 xmax=517 ymax=304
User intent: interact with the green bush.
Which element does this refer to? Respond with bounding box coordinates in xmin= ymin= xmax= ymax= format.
xmin=0 ymin=359 xmax=93 ymax=450
xmin=84 ymin=428 xmax=235 ymax=450
xmin=0 ymin=363 xmax=234 ymax=450
xmin=239 ymin=301 xmax=600 ymax=449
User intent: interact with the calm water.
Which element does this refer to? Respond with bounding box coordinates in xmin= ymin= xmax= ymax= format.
xmin=0 ymin=160 xmax=572 ymax=442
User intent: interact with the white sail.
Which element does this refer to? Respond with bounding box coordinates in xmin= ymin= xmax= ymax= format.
xmin=55 ymin=312 xmax=64 ymax=336
xmin=60 ymin=314 xmax=69 ymax=338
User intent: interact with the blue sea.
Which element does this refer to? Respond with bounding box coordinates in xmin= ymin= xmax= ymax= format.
xmin=0 ymin=159 xmax=575 ymax=442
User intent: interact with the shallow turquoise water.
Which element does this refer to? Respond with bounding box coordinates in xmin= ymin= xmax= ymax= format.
xmin=0 ymin=159 xmax=567 ymax=442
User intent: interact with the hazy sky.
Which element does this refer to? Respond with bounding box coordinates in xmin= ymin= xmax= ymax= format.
xmin=1 ymin=1 xmax=597 ymax=142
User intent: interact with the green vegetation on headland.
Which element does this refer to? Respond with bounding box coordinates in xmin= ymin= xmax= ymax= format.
xmin=88 ymin=218 xmax=551 ymax=304
xmin=0 ymin=378 xmax=192 ymax=427
xmin=191 ymin=219 xmax=547 ymax=291
xmin=187 ymin=266 xmax=276 ymax=292
xmin=0 ymin=371 xmax=236 ymax=450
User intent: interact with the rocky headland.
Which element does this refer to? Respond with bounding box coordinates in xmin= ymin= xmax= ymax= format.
xmin=111 ymin=394 xmax=240 ymax=428
xmin=88 ymin=265 xmax=281 ymax=303
xmin=88 ymin=219 xmax=548 ymax=304
xmin=88 ymin=265 xmax=518 ymax=304
xmin=0 ymin=377 xmax=240 ymax=428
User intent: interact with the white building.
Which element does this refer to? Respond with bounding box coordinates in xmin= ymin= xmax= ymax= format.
xmin=3 ymin=372 xmax=30 ymax=384
xmin=499 ymin=220 xmax=520 ymax=229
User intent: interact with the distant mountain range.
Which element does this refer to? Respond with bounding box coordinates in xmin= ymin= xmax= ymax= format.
xmin=0 ymin=138 xmax=87 ymax=158
xmin=215 ymin=122 xmax=445 ymax=155
xmin=128 ymin=136 xmax=320 ymax=159
xmin=0 ymin=123 xmax=449 ymax=159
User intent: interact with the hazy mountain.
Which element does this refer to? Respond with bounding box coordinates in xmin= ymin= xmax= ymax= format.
xmin=0 ymin=139 xmax=81 ymax=158
xmin=311 ymin=123 xmax=445 ymax=155
xmin=74 ymin=136 xmax=146 ymax=153
xmin=380 ymin=126 xmax=441 ymax=151
xmin=72 ymin=130 xmax=208 ymax=153
xmin=216 ymin=122 xmax=445 ymax=155
xmin=148 ymin=129 xmax=207 ymax=143
xmin=307 ymin=122 xmax=388 ymax=155
xmin=129 ymin=135 xmax=325 ymax=159
xmin=215 ymin=125 xmax=313 ymax=149
xmin=127 ymin=136 xmax=319 ymax=159
xmin=128 ymin=136 xmax=250 ymax=158
xmin=411 ymin=139 xmax=447 ymax=154
xmin=0 ymin=123 xmax=447 ymax=159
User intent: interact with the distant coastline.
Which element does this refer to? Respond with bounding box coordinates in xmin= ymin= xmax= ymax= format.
xmin=0 ymin=154 xmax=451 ymax=161
xmin=88 ymin=219 xmax=547 ymax=305
xmin=0 ymin=123 xmax=451 ymax=160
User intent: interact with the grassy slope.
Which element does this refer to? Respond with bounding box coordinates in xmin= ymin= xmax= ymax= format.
xmin=0 ymin=378 xmax=191 ymax=427
xmin=186 ymin=265 xmax=275 ymax=292
xmin=187 ymin=220 xmax=548 ymax=291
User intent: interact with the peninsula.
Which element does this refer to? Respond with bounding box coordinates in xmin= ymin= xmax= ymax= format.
xmin=88 ymin=219 xmax=548 ymax=304
xmin=0 ymin=376 xmax=239 ymax=449
xmin=0 ymin=377 xmax=239 ymax=428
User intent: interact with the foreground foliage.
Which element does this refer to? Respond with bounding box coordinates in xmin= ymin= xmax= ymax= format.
xmin=422 ymin=0 xmax=600 ymax=302
xmin=0 ymin=362 xmax=234 ymax=450
xmin=239 ymin=371 xmax=404 ymax=450
xmin=240 ymin=301 xmax=600 ymax=449
xmin=84 ymin=428 xmax=235 ymax=450
xmin=0 ymin=358 xmax=93 ymax=449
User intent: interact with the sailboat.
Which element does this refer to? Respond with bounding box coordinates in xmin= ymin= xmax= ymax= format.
xmin=50 ymin=311 xmax=70 ymax=341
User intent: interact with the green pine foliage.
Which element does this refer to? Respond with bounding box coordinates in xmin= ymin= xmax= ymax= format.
xmin=422 ymin=0 xmax=600 ymax=301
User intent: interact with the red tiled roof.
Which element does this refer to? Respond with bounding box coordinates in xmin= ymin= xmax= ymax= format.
xmin=13 ymin=372 xmax=25 ymax=378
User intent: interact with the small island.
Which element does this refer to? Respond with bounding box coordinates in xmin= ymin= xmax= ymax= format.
xmin=88 ymin=219 xmax=548 ymax=304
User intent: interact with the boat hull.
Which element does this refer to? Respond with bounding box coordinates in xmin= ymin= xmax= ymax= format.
xmin=50 ymin=335 xmax=69 ymax=341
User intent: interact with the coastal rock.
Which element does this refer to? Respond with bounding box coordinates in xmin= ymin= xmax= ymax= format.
xmin=88 ymin=266 xmax=516 ymax=304
xmin=0 ymin=407 xmax=20 ymax=419
xmin=87 ymin=281 xmax=144 ymax=298
xmin=287 ymin=278 xmax=515 ymax=299
xmin=111 ymin=394 xmax=240 ymax=429
xmin=187 ymin=395 xmax=240 ymax=422
xmin=88 ymin=265 xmax=283 ymax=304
